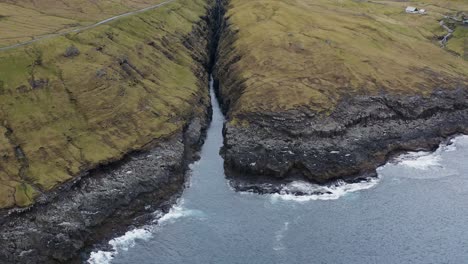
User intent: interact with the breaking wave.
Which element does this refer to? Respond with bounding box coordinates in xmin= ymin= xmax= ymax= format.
xmin=395 ymin=151 xmax=442 ymax=170
xmin=87 ymin=228 xmax=153 ymax=264
xmin=87 ymin=199 xmax=203 ymax=264
xmin=155 ymin=201 xmax=206 ymax=225
xmin=269 ymin=177 xmax=379 ymax=202
xmin=392 ymin=135 xmax=465 ymax=170
xmin=270 ymin=136 xmax=467 ymax=201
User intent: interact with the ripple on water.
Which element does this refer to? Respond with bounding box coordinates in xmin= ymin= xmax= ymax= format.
xmin=87 ymin=135 xmax=468 ymax=263
xmin=273 ymin=222 xmax=289 ymax=251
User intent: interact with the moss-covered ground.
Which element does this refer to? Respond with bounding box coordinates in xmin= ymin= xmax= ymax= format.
xmin=0 ymin=0 xmax=209 ymax=208
xmin=217 ymin=0 xmax=468 ymax=116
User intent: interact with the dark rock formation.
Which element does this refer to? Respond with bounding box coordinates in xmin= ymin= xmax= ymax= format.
xmin=0 ymin=114 xmax=210 ymax=264
xmin=221 ymin=88 xmax=468 ymax=189
xmin=212 ymin=0 xmax=468 ymax=191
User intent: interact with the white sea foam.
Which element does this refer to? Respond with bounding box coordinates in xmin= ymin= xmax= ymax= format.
xmin=88 ymin=199 xmax=203 ymax=264
xmin=157 ymin=204 xmax=205 ymax=225
xmin=87 ymin=228 xmax=152 ymax=264
xmin=88 ymin=251 xmax=113 ymax=264
xmin=377 ymin=135 xmax=468 ymax=179
xmin=395 ymin=151 xmax=442 ymax=170
xmin=188 ymin=160 xmax=201 ymax=170
xmin=243 ymin=136 xmax=467 ymax=202
xmin=392 ymin=136 xmax=466 ymax=170
xmin=448 ymin=135 xmax=468 ymax=149
xmin=270 ymin=178 xmax=379 ymax=202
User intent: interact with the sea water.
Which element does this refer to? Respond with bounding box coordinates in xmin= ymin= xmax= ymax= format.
xmin=88 ymin=79 xmax=468 ymax=264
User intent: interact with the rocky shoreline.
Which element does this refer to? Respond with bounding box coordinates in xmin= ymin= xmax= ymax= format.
xmin=221 ymin=88 xmax=468 ymax=192
xmin=0 ymin=110 xmax=211 ymax=264
xmin=1 ymin=0 xmax=467 ymax=262
xmin=211 ymin=0 xmax=468 ymax=193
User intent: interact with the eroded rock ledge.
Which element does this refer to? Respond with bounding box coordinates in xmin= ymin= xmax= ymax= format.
xmin=222 ymin=89 xmax=468 ymax=186
xmin=213 ymin=0 xmax=468 ymax=190
xmin=0 ymin=119 xmax=209 ymax=264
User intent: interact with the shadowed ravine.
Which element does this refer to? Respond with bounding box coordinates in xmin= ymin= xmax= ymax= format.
xmin=1 ymin=0 xmax=467 ymax=263
xmin=87 ymin=78 xmax=468 ymax=264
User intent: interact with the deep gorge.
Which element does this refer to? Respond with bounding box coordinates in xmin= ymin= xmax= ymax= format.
xmin=1 ymin=0 xmax=468 ymax=263
xmin=0 ymin=0 xmax=240 ymax=262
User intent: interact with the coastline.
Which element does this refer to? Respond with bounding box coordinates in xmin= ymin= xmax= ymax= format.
xmin=0 ymin=111 xmax=211 ymax=264
xmin=1 ymin=0 xmax=467 ymax=262
xmin=220 ymin=86 xmax=468 ymax=191
xmin=213 ymin=0 xmax=468 ymax=191
xmin=0 ymin=0 xmax=217 ymax=261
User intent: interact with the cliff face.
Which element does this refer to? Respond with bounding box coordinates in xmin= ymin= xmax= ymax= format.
xmin=214 ymin=0 xmax=468 ymax=187
xmin=0 ymin=0 xmax=467 ymax=261
xmin=0 ymin=0 xmax=215 ymax=262
xmin=0 ymin=0 xmax=211 ymax=209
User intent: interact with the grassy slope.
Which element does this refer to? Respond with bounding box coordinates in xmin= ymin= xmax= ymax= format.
xmin=0 ymin=0 xmax=164 ymax=47
xmin=218 ymin=0 xmax=468 ymax=117
xmin=386 ymin=0 xmax=468 ymax=56
xmin=0 ymin=0 xmax=209 ymax=208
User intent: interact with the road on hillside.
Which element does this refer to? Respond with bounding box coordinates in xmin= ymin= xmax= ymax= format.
xmin=0 ymin=0 xmax=175 ymax=52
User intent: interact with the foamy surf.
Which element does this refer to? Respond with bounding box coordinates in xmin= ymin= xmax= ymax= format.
xmin=449 ymin=135 xmax=468 ymax=147
xmin=395 ymin=151 xmax=443 ymax=170
xmin=87 ymin=227 xmax=153 ymax=264
xmin=88 ymin=199 xmax=204 ymax=264
xmin=391 ymin=135 xmax=466 ymax=170
xmin=155 ymin=203 xmax=206 ymax=225
xmin=269 ymin=177 xmax=379 ymax=202
xmin=238 ymin=136 xmax=468 ymax=202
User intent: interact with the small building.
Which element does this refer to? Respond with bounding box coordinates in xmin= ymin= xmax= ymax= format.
xmin=406 ymin=6 xmax=426 ymax=14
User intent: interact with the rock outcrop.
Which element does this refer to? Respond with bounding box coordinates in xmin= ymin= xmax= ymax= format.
xmin=213 ymin=0 xmax=468 ymax=190
xmin=0 ymin=0 xmax=211 ymax=209
xmin=222 ymin=90 xmax=468 ymax=187
xmin=0 ymin=124 xmax=208 ymax=264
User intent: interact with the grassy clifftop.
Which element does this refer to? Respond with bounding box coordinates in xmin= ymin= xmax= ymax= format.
xmin=0 ymin=0 xmax=210 ymax=208
xmin=216 ymin=0 xmax=468 ymax=116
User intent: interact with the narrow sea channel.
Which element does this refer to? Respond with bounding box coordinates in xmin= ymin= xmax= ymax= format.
xmin=88 ymin=78 xmax=468 ymax=264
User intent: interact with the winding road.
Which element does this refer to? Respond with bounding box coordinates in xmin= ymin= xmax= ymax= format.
xmin=439 ymin=19 xmax=454 ymax=47
xmin=0 ymin=0 xmax=175 ymax=52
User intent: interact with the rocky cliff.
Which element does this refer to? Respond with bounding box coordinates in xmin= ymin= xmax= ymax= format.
xmin=0 ymin=0 xmax=211 ymax=209
xmin=0 ymin=0 xmax=215 ymax=262
xmin=1 ymin=0 xmax=467 ymax=261
xmin=214 ymin=0 xmax=468 ymax=189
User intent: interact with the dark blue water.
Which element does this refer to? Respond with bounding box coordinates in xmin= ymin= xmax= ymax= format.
xmin=88 ymin=79 xmax=468 ymax=264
